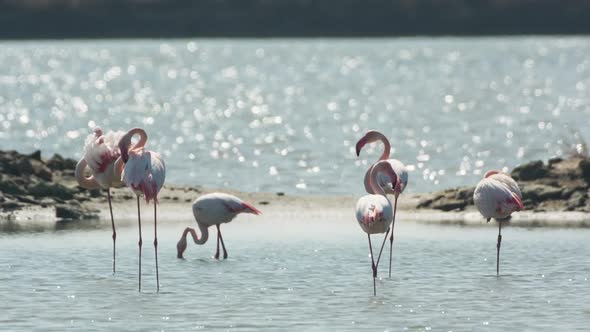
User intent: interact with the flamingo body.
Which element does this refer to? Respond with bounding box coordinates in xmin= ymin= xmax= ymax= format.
xmin=177 ymin=193 xmax=261 ymax=259
xmin=355 ymin=194 xmax=393 ymax=234
xmin=76 ymin=128 xmax=125 ymax=189
xmin=121 ymin=148 xmax=166 ymax=203
xmin=474 ymin=177 xmax=523 ymax=221
xmin=192 ymin=193 xmax=262 ymax=227
xmin=474 ymin=171 xmax=523 ymax=276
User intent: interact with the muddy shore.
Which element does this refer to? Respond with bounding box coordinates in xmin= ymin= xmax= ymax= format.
xmin=1 ymin=149 xmax=589 ymax=228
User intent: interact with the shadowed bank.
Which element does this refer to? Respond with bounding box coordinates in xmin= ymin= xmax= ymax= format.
xmin=2 ymin=0 xmax=590 ymax=39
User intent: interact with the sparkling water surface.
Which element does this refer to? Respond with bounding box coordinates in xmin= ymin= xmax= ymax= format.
xmin=1 ymin=219 xmax=589 ymax=331
xmin=1 ymin=37 xmax=590 ymax=194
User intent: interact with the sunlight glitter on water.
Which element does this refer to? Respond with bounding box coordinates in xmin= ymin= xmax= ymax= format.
xmin=1 ymin=38 xmax=590 ymax=196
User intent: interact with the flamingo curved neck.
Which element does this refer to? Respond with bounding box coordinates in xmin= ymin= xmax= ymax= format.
xmin=185 ymin=222 xmax=209 ymax=245
xmin=374 ymin=132 xmax=391 ymax=161
xmin=119 ymin=128 xmax=148 ymax=162
xmin=75 ymin=158 xmax=100 ymax=189
xmin=369 ymin=161 xmax=397 ymax=196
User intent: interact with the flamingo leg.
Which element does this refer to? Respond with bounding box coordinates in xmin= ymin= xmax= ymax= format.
xmin=497 ymin=221 xmax=502 ymax=276
xmin=137 ymin=196 xmax=142 ymax=292
xmin=216 ymin=224 xmax=228 ymax=259
xmin=214 ymin=227 xmax=220 ymax=260
xmin=374 ymin=228 xmax=390 ymax=269
xmin=368 ymin=234 xmax=377 ymax=296
xmin=107 ymin=189 xmax=116 ymax=274
xmin=388 ymin=195 xmax=399 ymax=278
xmin=154 ymin=202 xmax=159 ymax=292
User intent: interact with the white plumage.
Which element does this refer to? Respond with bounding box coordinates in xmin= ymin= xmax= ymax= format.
xmin=355 ymin=194 xmax=393 ymax=234
xmin=177 ymin=193 xmax=262 ymax=259
xmin=474 ymin=175 xmax=523 ymax=221
xmin=76 ymin=127 xmax=125 ymax=189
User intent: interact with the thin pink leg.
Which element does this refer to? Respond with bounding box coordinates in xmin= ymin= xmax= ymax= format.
xmin=368 ymin=234 xmax=377 ymax=296
xmin=497 ymin=221 xmax=502 ymax=276
xmin=214 ymin=227 xmax=220 ymax=260
xmin=154 ymin=203 xmax=159 ymax=292
xmin=388 ymin=195 xmax=399 ymax=277
xmin=216 ymin=224 xmax=228 ymax=259
xmin=107 ymin=189 xmax=116 ymax=274
xmin=137 ymin=196 xmax=142 ymax=292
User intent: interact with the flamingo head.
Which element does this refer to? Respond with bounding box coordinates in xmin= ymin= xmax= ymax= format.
xmin=355 ymin=130 xmax=383 ymax=156
xmin=176 ymin=235 xmax=187 ymax=259
xmin=484 ymin=170 xmax=501 ymax=178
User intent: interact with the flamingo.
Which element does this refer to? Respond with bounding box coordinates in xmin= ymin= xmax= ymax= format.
xmin=355 ymin=160 xmax=400 ymax=295
xmin=116 ymin=128 xmax=165 ymax=292
xmin=176 ymin=193 xmax=262 ymax=260
xmin=473 ymin=171 xmax=524 ymax=276
xmin=75 ymin=127 xmax=128 ymax=274
xmin=355 ymin=130 xmax=408 ymax=277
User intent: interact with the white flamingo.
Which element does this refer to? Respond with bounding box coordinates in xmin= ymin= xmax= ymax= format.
xmin=116 ymin=128 xmax=165 ymax=292
xmin=356 ymin=130 xmax=408 ymax=277
xmin=176 ymin=193 xmax=262 ymax=259
xmin=355 ymin=160 xmax=400 ymax=295
xmin=474 ymin=171 xmax=524 ymax=276
xmin=75 ymin=127 xmax=130 ymax=274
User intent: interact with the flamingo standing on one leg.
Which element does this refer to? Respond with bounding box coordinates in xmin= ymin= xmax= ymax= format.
xmin=355 ymin=160 xmax=400 ymax=296
xmin=116 ymin=128 xmax=165 ymax=292
xmin=75 ymin=127 xmax=129 ymax=274
xmin=356 ymin=130 xmax=408 ymax=277
xmin=473 ymin=171 xmax=523 ymax=276
xmin=176 ymin=193 xmax=262 ymax=259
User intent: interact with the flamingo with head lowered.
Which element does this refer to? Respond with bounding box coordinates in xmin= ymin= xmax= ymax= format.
xmin=355 ymin=160 xmax=400 ymax=295
xmin=356 ymin=130 xmax=408 ymax=277
xmin=116 ymin=128 xmax=165 ymax=292
xmin=474 ymin=170 xmax=523 ymax=276
xmin=75 ymin=127 xmax=128 ymax=274
xmin=176 ymin=193 xmax=262 ymax=260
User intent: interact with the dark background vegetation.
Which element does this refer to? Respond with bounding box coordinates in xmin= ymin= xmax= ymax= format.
xmin=1 ymin=0 xmax=590 ymax=39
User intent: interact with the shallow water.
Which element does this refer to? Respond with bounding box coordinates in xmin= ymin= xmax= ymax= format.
xmin=1 ymin=37 xmax=590 ymax=194
xmin=1 ymin=218 xmax=589 ymax=331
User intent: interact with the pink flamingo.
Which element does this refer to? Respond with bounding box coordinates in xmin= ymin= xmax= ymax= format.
xmin=116 ymin=128 xmax=165 ymax=292
xmin=75 ymin=127 xmax=130 ymax=273
xmin=355 ymin=160 xmax=400 ymax=295
xmin=176 ymin=193 xmax=262 ymax=259
xmin=356 ymin=130 xmax=408 ymax=277
xmin=474 ymin=171 xmax=524 ymax=276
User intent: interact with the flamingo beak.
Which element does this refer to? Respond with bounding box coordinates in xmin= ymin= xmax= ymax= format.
xmin=355 ymin=139 xmax=366 ymax=157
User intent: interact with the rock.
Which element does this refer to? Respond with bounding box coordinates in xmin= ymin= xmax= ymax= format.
xmin=46 ymin=154 xmax=66 ymax=171
xmin=16 ymin=157 xmax=34 ymax=175
xmin=511 ymin=160 xmax=549 ymax=181
xmin=63 ymin=158 xmax=78 ymax=170
xmin=567 ymin=191 xmax=587 ymax=210
xmin=28 ymin=182 xmax=75 ymax=200
xmin=0 ymin=178 xmax=26 ymax=196
xmin=55 ymin=204 xmax=98 ymax=220
xmin=31 ymin=160 xmax=53 ymax=181
xmin=548 ymin=157 xmax=563 ymax=166
xmin=579 ymin=158 xmax=590 ymax=184
xmin=276 ymin=192 xmax=285 ymax=196
xmin=28 ymin=150 xmax=42 ymax=161
xmin=521 ymin=183 xmax=563 ymax=202
xmin=0 ymin=201 xmax=23 ymax=211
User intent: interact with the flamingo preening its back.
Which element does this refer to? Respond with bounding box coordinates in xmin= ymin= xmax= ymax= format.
xmin=474 ymin=170 xmax=523 ymax=276
xmin=177 ymin=193 xmax=262 ymax=260
xmin=75 ymin=127 xmax=127 ymax=274
xmin=356 ymin=130 xmax=408 ymax=277
xmin=355 ymin=160 xmax=400 ymax=295
xmin=117 ymin=128 xmax=166 ymax=292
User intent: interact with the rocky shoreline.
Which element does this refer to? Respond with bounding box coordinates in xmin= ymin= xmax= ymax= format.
xmin=417 ymin=156 xmax=590 ymax=213
xmin=1 ymin=149 xmax=589 ymax=226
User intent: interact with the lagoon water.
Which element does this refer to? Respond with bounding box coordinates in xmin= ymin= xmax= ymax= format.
xmin=1 ymin=37 xmax=590 ymax=331
xmin=1 ymin=218 xmax=589 ymax=331
xmin=1 ymin=37 xmax=590 ymax=195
